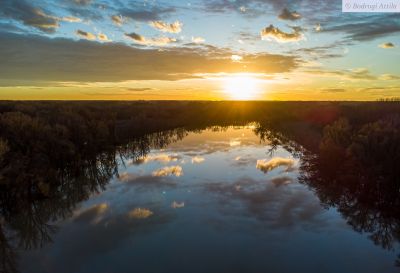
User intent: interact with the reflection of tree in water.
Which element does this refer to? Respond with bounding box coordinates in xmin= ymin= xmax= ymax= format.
xmin=298 ymin=117 xmax=400 ymax=264
xmin=0 ymin=126 xmax=189 ymax=273
xmin=254 ymin=116 xmax=400 ymax=266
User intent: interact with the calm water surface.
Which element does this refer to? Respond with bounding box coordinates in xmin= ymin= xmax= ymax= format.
xmin=16 ymin=126 xmax=399 ymax=273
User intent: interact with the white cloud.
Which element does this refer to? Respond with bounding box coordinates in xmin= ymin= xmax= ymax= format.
xmin=152 ymin=165 xmax=183 ymax=177
xmin=191 ymin=36 xmax=205 ymax=44
xmin=261 ymin=25 xmax=303 ymax=43
xmin=256 ymin=157 xmax=296 ymax=173
xmin=125 ymin=32 xmax=176 ymax=46
xmin=128 ymin=208 xmax=153 ymax=219
xmin=150 ymin=20 xmax=183 ymax=33
xmin=191 ymin=156 xmax=205 ymax=164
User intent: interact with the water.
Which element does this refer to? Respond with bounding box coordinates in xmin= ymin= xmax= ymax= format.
xmin=7 ymin=125 xmax=400 ymax=273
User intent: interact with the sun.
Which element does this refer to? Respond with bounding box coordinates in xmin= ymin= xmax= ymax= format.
xmin=223 ymin=75 xmax=260 ymax=100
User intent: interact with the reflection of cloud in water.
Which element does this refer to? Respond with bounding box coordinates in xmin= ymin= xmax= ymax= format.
xmin=233 ymin=154 xmax=257 ymax=167
xmin=171 ymin=201 xmax=185 ymax=209
xmin=115 ymin=174 xmax=177 ymax=191
xmin=152 ymin=165 xmax=183 ymax=177
xmin=164 ymin=127 xmax=266 ymax=156
xmin=32 ymin=207 xmax=174 ymax=273
xmin=229 ymin=140 xmax=241 ymax=147
xmin=206 ymin=177 xmax=325 ymax=228
xmin=73 ymin=203 xmax=109 ymax=224
xmin=256 ymin=157 xmax=296 ymax=174
xmin=191 ymin=156 xmax=205 ymax=164
xmin=118 ymin=172 xmax=137 ymax=182
xmin=129 ymin=153 xmax=182 ymax=165
xmin=270 ymin=176 xmax=294 ymax=187
xmin=128 ymin=208 xmax=153 ymax=219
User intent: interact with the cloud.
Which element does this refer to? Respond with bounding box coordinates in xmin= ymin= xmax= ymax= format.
xmin=128 ymin=208 xmax=153 ymax=219
xmin=0 ymin=33 xmax=299 ymax=83
xmin=379 ymin=42 xmax=395 ymax=49
xmin=111 ymin=15 xmax=123 ymax=26
xmin=119 ymin=5 xmax=176 ymax=22
xmin=270 ymin=176 xmax=294 ymax=187
xmin=150 ymin=20 xmax=183 ymax=33
xmin=171 ymin=201 xmax=185 ymax=209
xmin=256 ymin=157 xmax=296 ymax=173
xmin=130 ymin=153 xmax=182 ymax=165
xmin=124 ymin=88 xmax=154 ymax=92
xmin=191 ymin=156 xmax=205 ymax=164
xmin=305 ymin=67 xmax=378 ymax=81
xmin=278 ymin=8 xmax=301 ymax=20
xmin=191 ymin=36 xmax=205 ymax=44
xmin=231 ymin=55 xmax=243 ymax=62
xmin=75 ymin=29 xmax=96 ymax=40
xmin=117 ymin=174 xmax=178 ymax=190
xmin=152 ymin=165 xmax=183 ymax=177
xmin=118 ymin=172 xmax=137 ymax=182
xmin=235 ymin=31 xmax=259 ymax=44
xmin=323 ymin=14 xmax=400 ymax=41
xmin=125 ymin=32 xmax=176 ymax=46
xmin=72 ymin=0 xmax=91 ymax=6
xmin=203 ymin=0 xmax=269 ymax=17
xmin=379 ymin=74 xmax=400 ymax=80
xmin=97 ymin=33 xmax=111 ymax=42
xmin=73 ymin=203 xmax=108 ymax=224
xmin=295 ymin=42 xmax=349 ymax=60
xmin=0 ymin=0 xmax=59 ymax=33
xmin=205 ymin=177 xmax=325 ymax=226
xmin=261 ymin=24 xmax=303 ymax=43
xmin=61 ymin=16 xmax=82 ymax=23
xmin=320 ymin=88 xmax=346 ymax=93
xmin=232 ymin=155 xmax=257 ymax=167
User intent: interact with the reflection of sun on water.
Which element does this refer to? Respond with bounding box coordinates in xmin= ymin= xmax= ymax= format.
xmin=223 ymin=75 xmax=260 ymax=100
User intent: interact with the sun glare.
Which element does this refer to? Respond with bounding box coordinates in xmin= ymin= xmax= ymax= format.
xmin=223 ymin=75 xmax=260 ymax=100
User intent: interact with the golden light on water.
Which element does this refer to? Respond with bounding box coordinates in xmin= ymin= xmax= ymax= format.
xmin=223 ymin=75 xmax=261 ymax=100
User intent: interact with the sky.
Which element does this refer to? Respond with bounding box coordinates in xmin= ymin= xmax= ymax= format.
xmin=0 ymin=0 xmax=399 ymax=100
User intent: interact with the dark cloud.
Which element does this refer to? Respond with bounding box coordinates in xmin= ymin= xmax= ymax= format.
xmin=234 ymin=31 xmax=259 ymax=45
xmin=202 ymin=0 xmax=295 ymax=17
xmin=306 ymin=68 xmax=377 ymax=80
xmin=270 ymin=176 xmax=294 ymax=187
xmin=0 ymin=33 xmax=299 ymax=83
xmin=125 ymin=87 xmax=154 ymax=92
xmin=111 ymin=14 xmax=123 ymax=26
xmin=295 ymin=42 xmax=351 ymax=60
xmin=323 ymin=14 xmax=400 ymax=41
xmin=0 ymin=0 xmax=59 ymax=33
xmin=202 ymin=0 xmax=335 ymax=18
xmin=320 ymin=88 xmax=346 ymax=93
xmin=75 ymin=29 xmax=96 ymax=40
xmin=71 ymin=0 xmax=92 ymax=6
xmin=125 ymin=32 xmax=145 ymax=42
xmin=278 ymin=8 xmax=301 ymax=21
xmin=125 ymin=32 xmax=176 ymax=46
xmin=118 ymin=3 xmax=176 ymax=22
xmin=119 ymin=173 xmax=178 ymax=189
xmin=379 ymin=42 xmax=395 ymax=49
xmin=261 ymin=24 xmax=303 ymax=43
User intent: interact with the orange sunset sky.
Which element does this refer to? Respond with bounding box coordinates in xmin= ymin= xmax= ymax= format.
xmin=0 ymin=0 xmax=399 ymax=100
